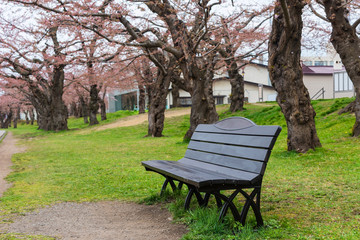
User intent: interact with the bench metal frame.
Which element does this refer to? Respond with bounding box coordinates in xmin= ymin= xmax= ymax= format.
xmin=161 ymin=176 xmax=264 ymax=226
xmin=142 ymin=117 xmax=281 ymax=227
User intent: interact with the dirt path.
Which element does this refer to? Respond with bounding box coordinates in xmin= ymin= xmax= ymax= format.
xmin=0 ymin=112 xmax=190 ymax=239
xmin=0 ymin=132 xmax=26 ymax=198
xmin=95 ymin=107 xmax=191 ymax=131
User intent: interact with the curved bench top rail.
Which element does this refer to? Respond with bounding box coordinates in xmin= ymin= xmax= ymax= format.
xmin=213 ymin=117 xmax=256 ymax=130
xmin=196 ymin=124 xmax=281 ymax=137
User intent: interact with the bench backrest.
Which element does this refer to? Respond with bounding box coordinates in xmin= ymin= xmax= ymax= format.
xmin=181 ymin=117 xmax=282 ymax=176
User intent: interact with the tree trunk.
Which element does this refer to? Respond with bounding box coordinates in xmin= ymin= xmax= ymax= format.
xmin=73 ymin=101 xmax=81 ymax=118
xmin=69 ymin=101 xmax=77 ymax=117
xmin=138 ymin=84 xmax=146 ymax=114
xmin=13 ymin=106 xmax=20 ymax=129
xmin=29 ymin=108 xmax=35 ymax=125
xmin=229 ymin=75 xmax=245 ymax=112
xmin=268 ymin=0 xmax=321 ymax=153
xmin=217 ymin=32 xmax=245 ymax=112
xmin=79 ymin=96 xmax=89 ymax=124
xmin=13 ymin=117 xmax=17 ymax=128
xmin=338 ymin=101 xmax=355 ymax=115
xmin=32 ymin=71 xmax=68 ymax=131
xmin=77 ymin=100 xmax=83 ymax=118
xmin=171 ymin=83 xmax=181 ymax=108
xmin=88 ymin=84 xmax=99 ymax=125
xmin=24 ymin=110 xmax=30 ymax=124
xmin=99 ymin=99 xmax=107 ymax=121
xmin=6 ymin=110 xmax=12 ymax=128
xmin=353 ymin=94 xmax=360 ymax=137
xmin=36 ymin=96 xmax=68 ymax=131
xmin=322 ymin=0 xmax=360 ymax=137
xmin=0 ymin=112 xmax=4 ymax=128
xmin=0 ymin=110 xmax=12 ymax=129
xmin=184 ymin=64 xmax=219 ymax=141
xmin=147 ymin=70 xmax=171 ymax=137
xmin=229 ymin=68 xmax=245 ymax=112
xmin=45 ymin=67 xmax=68 ymax=131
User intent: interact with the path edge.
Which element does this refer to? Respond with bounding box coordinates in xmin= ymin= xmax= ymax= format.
xmin=0 ymin=131 xmax=7 ymax=143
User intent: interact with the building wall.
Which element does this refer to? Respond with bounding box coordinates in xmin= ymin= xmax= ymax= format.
xmin=303 ymin=75 xmax=333 ymax=99
xmin=333 ymin=71 xmax=355 ymax=99
xmin=173 ymin=66 xmax=276 ymax=105
xmin=334 ymin=91 xmax=355 ymax=99
xmin=302 ymin=72 xmax=355 ymax=100
xmin=178 ymin=89 xmax=191 ymax=97
xmin=213 ymin=79 xmax=231 ymax=104
xmin=264 ymin=88 xmax=277 ymax=101
xmin=244 ymin=64 xmax=270 ymax=86
xmin=244 ymin=84 xmax=259 ymax=103
xmin=244 ymin=84 xmax=277 ymax=103
xmin=107 ymin=89 xmax=139 ymax=112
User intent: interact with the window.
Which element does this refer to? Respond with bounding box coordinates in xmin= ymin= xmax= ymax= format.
xmin=215 ymin=96 xmax=224 ymax=105
xmin=302 ymin=61 xmax=313 ymax=66
xmin=179 ymin=97 xmax=192 ymax=106
xmin=334 ymin=72 xmax=353 ymax=92
xmin=315 ymin=61 xmax=327 ymax=66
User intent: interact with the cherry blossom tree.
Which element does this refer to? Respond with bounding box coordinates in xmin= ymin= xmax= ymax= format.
xmin=211 ymin=4 xmax=272 ymax=112
xmin=0 ymin=22 xmax=71 ymax=131
xmin=0 ymin=95 xmax=14 ymax=129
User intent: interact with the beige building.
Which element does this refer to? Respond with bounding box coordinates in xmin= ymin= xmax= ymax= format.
xmin=167 ymin=62 xmax=355 ymax=108
xmin=302 ymin=65 xmax=355 ymax=100
xmin=108 ymin=59 xmax=354 ymax=112
xmin=169 ymin=63 xmax=277 ymax=107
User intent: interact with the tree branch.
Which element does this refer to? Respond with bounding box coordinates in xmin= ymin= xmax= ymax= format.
xmin=309 ymin=2 xmax=329 ymax=22
xmin=280 ymin=0 xmax=292 ymax=30
xmin=352 ymin=17 xmax=360 ymax=29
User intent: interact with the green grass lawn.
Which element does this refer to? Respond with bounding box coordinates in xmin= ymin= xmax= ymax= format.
xmin=1 ymin=100 xmax=360 ymax=239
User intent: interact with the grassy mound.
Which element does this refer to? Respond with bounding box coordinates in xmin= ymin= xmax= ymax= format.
xmin=1 ymin=99 xmax=359 ymax=239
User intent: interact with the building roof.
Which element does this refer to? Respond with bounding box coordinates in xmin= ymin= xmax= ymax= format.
xmin=248 ymin=62 xmax=345 ymax=76
xmin=213 ymin=77 xmax=273 ymax=89
xmin=302 ymin=65 xmax=344 ymax=75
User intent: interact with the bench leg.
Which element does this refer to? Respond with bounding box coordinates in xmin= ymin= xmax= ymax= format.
xmin=215 ymin=188 xmax=264 ymax=227
xmin=184 ymin=190 xmax=222 ymax=210
xmin=184 ymin=187 xmax=209 ymax=210
xmin=183 ymin=188 xmax=263 ymax=226
xmin=215 ymin=194 xmax=223 ymax=208
xmin=160 ymin=177 xmax=183 ymax=196
xmin=215 ymin=190 xmax=242 ymax=222
xmin=239 ymin=188 xmax=263 ymax=227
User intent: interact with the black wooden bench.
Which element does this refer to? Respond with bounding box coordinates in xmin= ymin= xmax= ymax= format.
xmin=142 ymin=117 xmax=282 ymax=226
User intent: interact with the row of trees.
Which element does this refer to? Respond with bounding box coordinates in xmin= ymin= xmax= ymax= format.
xmin=0 ymin=0 xmax=271 ymax=136
xmin=0 ymin=91 xmax=35 ymax=129
xmin=0 ymin=0 xmax=359 ymax=153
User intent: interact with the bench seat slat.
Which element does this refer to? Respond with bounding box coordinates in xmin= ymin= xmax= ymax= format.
xmin=184 ymin=149 xmax=263 ymax=174
xmin=187 ymin=141 xmax=268 ymax=161
xmin=142 ymin=160 xmax=258 ymax=188
xmin=179 ymin=158 xmax=259 ymax=179
xmin=191 ymin=132 xmax=274 ymax=149
xmin=196 ymin=124 xmax=280 ymax=137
